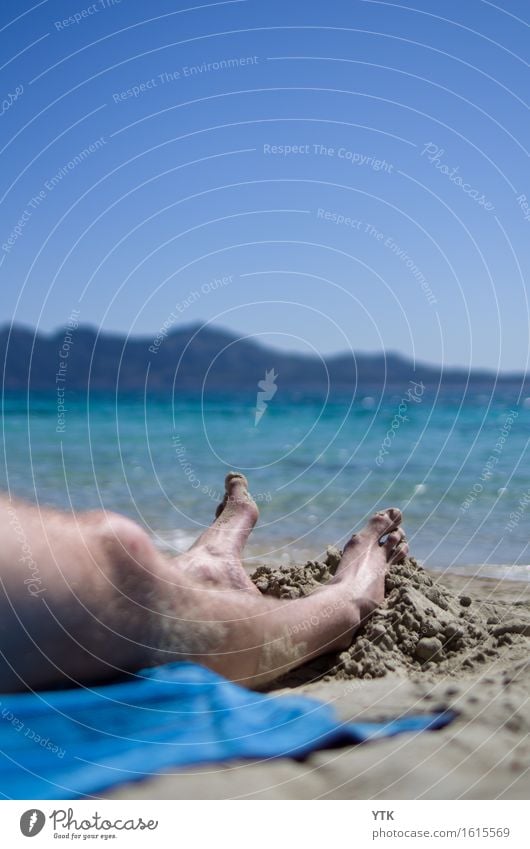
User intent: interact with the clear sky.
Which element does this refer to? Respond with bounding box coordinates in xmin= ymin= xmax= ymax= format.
xmin=1 ymin=0 xmax=529 ymax=370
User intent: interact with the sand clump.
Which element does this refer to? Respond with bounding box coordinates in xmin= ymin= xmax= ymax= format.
xmin=251 ymin=552 xmax=530 ymax=686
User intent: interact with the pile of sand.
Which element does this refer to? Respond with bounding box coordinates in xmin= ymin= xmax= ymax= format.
xmin=110 ymin=558 xmax=529 ymax=799
xmin=251 ymin=552 xmax=530 ymax=687
xmin=111 ymin=561 xmax=529 ymax=799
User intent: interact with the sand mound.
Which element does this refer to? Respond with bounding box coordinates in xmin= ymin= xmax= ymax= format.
xmin=251 ymin=552 xmax=530 ymax=687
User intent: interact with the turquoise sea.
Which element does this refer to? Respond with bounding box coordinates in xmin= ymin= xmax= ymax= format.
xmin=2 ymin=390 xmax=530 ymax=581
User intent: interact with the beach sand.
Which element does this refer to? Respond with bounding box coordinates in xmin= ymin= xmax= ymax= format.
xmin=107 ymin=559 xmax=529 ymax=800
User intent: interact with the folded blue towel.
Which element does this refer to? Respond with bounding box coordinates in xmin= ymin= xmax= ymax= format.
xmin=0 ymin=662 xmax=454 ymax=799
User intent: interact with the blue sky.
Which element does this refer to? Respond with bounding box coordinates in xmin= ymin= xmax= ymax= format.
xmin=1 ymin=0 xmax=529 ymax=369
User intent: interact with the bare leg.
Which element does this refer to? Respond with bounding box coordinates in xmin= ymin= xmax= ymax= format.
xmin=193 ymin=508 xmax=409 ymax=687
xmin=0 ymin=486 xmax=407 ymax=692
xmin=105 ymin=504 xmax=409 ymax=688
xmin=0 ymin=496 xmax=165 ymax=691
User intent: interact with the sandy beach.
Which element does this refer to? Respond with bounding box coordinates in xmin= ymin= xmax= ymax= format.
xmin=107 ymin=559 xmax=530 ymax=800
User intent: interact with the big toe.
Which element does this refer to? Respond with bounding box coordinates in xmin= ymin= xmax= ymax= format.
xmin=225 ymin=471 xmax=249 ymax=494
xmin=369 ymin=507 xmax=402 ymax=536
xmin=215 ymin=471 xmax=258 ymax=522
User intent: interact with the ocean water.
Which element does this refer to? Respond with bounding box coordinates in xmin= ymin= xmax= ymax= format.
xmin=2 ymin=390 xmax=530 ymax=581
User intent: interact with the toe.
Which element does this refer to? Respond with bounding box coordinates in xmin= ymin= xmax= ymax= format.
xmin=383 ymin=529 xmax=404 ymax=551
xmin=380 ymin=528 xmax=408 ymax=552
xmin=225 ymin=471 xmax=249 ymax=492
xmin=216 ymin=471 xmax=259 ymax=526
xmin=383 ymin=528 xmax=408 ymax=561
xmin=370 ymin=507 xmax=402 ymax=536
xmin=390 ymin=541 xmax=409 ymax=564
xmin=226 ymin=473 xmax=254 ymax=508
xmin=383 ymin=527 xmax=409 ymax=563
xmin=215 ymin=472 xmax=250 ymax=517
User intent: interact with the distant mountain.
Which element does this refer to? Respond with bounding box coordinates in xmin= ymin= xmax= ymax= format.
xmin=0 ymin=322 xmax=526 ymax=395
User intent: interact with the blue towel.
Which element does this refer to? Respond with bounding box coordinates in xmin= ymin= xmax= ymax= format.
xmin=0 ymin=662 xmax=454 ymax=799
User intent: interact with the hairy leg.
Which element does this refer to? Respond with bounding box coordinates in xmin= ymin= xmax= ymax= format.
xmin=190 ymin=508 xmax=409 ymax=687
xmin=0 ymin=490 xmax=407 ymax=692
xmin=0 ymin=495 xmax=165 ymax=690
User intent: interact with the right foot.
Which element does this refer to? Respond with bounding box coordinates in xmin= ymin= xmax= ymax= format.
xmin=333 ymin=508 xmax=408 ymax=616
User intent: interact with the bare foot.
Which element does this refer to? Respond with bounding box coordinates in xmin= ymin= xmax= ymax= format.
xmin=332 ymin=508 xmax=408 ymax=622
xmin=178 ymin=473 xmax=260 ymax=592
xmin=214 ymin=472 xmax=259 ymax=527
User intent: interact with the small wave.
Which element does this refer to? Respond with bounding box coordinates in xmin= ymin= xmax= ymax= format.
xmin=429 ymin=563 xmax=530 ymax=583
xmin=154 ymin=528 xmax=198 ymax=554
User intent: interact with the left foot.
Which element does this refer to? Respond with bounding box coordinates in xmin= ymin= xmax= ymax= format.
xmin=177 ymin=473 xmax=260 ymax=592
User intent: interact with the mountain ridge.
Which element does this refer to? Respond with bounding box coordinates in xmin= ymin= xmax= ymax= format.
xmin=0 ymin=322 xmax=526 ymax=394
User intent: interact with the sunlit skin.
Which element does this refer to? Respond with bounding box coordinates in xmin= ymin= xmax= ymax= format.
xmin=0 ymin=474 xmax=408 ymax=692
